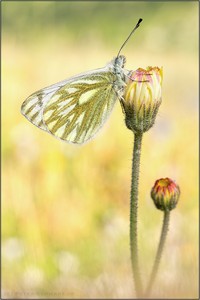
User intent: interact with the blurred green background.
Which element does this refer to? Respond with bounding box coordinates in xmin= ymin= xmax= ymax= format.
xmin=2 ymin=1 xmax=198 ymax=299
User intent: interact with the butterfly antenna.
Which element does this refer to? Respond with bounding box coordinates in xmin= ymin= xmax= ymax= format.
xmin=117 ymin=18 xmax=143 ymax=58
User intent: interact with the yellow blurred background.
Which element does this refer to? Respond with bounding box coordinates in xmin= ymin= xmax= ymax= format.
xmin=2 ymin=2 xmax=198 ymax=299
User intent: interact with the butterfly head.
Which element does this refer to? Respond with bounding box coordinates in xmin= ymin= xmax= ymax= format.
xmin=115 ymin=55 xmax=126 ymax=68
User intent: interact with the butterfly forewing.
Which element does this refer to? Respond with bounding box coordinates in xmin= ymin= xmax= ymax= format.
xmin=21 ymin=66 xmax=120 ymax=144
xmin=21 ymin=85 xmax=65 ymax=131
xmin=43 ymin=71 xmax=118 ymax=144
xmin=21 ymin=67 xmax=108 ymax=132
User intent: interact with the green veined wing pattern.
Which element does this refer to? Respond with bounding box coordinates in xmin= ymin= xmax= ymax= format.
xmin=43 ymin=71 xmax=118 ymax=144
xmin=21 ymin=85 xmax=64 ymax=131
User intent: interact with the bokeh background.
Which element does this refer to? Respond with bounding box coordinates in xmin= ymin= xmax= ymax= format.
xmin=2 ymin=1 xmax=198 ymax=299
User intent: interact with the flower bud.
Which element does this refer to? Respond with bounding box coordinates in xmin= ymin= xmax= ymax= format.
xmin=122 ymin=67 xmax=163 ymax=133
xmin=151 ymin=178 xmax=180 ymax=211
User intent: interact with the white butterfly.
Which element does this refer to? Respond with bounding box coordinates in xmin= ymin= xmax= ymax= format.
xmin=21 ymin=19 xmax=142 ymax=144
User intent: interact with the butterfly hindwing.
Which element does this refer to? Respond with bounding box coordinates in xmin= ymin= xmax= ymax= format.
xmin=21 ymin=67 xmax=108 ymax=131
xmin=21 ymin=68 xmax=119 ymax=144
xmin=43 ymin=71 xmax=118 ymax=144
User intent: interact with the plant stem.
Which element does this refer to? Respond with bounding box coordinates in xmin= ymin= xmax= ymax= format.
xmin=130 ymin=132 xmax=143 ymax=297
xmin=145 ymin=209 xmax=170 ymax=296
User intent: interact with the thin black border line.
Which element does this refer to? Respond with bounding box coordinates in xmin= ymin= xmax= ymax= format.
xmin=1 ymin=0 xmax=200 ymax=2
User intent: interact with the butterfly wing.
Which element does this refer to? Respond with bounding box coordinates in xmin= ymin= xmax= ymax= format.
xmin=21 ymin=67 xmax=111 ymax=131
xmin=21 ymin=67 xmax=119 ymax=144
xmin=43 ymin=71 xmax=118 ymax=144
xmin=21 ymin=85 xmax=60 ymax=131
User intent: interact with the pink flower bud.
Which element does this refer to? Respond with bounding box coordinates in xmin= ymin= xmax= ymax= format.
xmin=151 ymin=178 xmax=180 ymax=211
xmin=122 ymin=67 xmax=163 ymax=133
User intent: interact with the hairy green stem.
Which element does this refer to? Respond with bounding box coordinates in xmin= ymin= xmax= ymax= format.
xmin=130 ymin=132 xmax=143 ymax=297
xmin=145 ymin=210 xmax=170 ymax=296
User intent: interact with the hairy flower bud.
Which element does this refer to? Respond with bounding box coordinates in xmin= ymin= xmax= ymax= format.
xmin=122 ymin=67 xmax=163 ymax=133
xmin=151 ymin=178 xmax=180 ymax=211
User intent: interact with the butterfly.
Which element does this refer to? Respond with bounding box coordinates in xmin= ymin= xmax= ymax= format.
xmin=21 ymin=19 xmax=142 ymax=144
